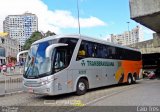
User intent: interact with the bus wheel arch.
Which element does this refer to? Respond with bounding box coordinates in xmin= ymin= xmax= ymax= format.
xmin=76 ymin=77 xmax=89 ymax=95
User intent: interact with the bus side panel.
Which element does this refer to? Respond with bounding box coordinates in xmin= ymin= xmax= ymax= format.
xmin=67 ymin=70 xmax=74 ymax=93
xmin=103 ymin=61 xmax=119 ymax=86
xmin=71 ymin=69 xmax=103 ymax=92
xmin=70 ymin=70 xmax=87 ymax=92
xmin=115 ymin=60 xmax=142 ymax=83
xmin=53 ymin=70 xmax=68 ymax=95
xmin=122 ymin=60 xmax=142 ymax=83
xmin=87 ymin=69 xmax=102 ymax=88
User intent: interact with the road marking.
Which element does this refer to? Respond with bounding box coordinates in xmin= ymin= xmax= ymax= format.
xmin=85 ymin=86 xmax=136 ymax=106
xmin=4 ymin=91 xmax=23 ymax=96
xmin=67 ymin=85 xmax=139 ymax=112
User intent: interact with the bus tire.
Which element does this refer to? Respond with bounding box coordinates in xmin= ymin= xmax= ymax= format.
xmin=76 ymin=78 xmax=88 ymax=95
xmin=127 ymin=75 xmax=133 ymax=85
xmin=132 ymin=74 xmax=137 ymax=84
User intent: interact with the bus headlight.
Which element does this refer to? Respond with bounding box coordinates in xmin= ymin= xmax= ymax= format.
xmin=41 ymin=80 xmax=51 ymax=85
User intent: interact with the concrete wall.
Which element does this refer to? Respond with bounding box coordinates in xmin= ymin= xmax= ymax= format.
xmin=130 ymin=0 xmax=160 ymax=18
xmin=153 ymin=33 xmax=160 ymax=47
xmin=128 ymin=33 xmax=160 ymax=54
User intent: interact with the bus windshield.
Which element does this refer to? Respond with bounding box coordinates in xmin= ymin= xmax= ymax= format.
xmin=24 ymin=40 xmax=57 ymax=78
xmin=24 ymin=38 xmax=78 ymax=79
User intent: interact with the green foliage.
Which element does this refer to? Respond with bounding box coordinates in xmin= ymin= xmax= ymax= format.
xmin=45 ymin=30 xmax=56 ymax=37
xmin=22 ymin=31 xmax=43 ymax=50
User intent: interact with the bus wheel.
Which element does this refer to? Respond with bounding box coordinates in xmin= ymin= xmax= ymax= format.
xmin=76 ymin=78 xmax=88 ymax=95
xmin=127 ymin=75 xmax=133 ymax=85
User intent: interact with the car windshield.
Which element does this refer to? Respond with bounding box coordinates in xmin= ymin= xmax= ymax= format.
xmin=24 ymin=40 xmax=58 ymax=78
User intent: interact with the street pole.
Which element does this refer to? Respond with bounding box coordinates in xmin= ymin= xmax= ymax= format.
xmin=77 ymin=0 xmax=81 ymax=34
xmin=127 ymin=22 xmax=130 ymax=32
xmin=127 ymin=22 xmax=131 ymax=47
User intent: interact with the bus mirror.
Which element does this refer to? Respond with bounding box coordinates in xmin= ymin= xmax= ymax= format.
xmin=17 ymin=50 xmax=29 ymax=63
xmin=45 ymin=43 xmax=68 ymax=58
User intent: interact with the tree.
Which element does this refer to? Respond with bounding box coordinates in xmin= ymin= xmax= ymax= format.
xmin=23 ymin=31 xmax=43 ymax=50
xmin=22 ymin=31 xmax=56 ymax=50
xmin=45 ymin=30 xmax=56 ymax=37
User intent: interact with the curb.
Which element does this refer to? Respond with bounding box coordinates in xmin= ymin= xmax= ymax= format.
xmin=0 ymin=94 xmax=5 ymax=97
xmin=0 ymin=91 xmax=24 ymax=97
xmin=5 ymin=91 xmax=24 ymax=96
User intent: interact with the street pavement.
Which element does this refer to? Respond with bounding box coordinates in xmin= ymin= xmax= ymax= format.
xmin=0 ymin=79 xmax=160 ymax=112
xmin=90 ymin=79 xmax=160 ymax=106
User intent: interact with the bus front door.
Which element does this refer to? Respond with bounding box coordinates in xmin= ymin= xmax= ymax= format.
xmin=53 ymin=49 xmax=68 ymax=95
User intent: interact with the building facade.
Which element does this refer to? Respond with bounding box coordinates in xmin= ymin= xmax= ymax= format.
xmin=0 ymin=47 xmax=5 ymax=65
xmin=3 ymin=13 xmax=38 ymax=45
xmin=111 ymin=34 xmax=125 ymax=45
xmin=0 ymin=34 xmax=19 ymax=64
xmin=111 ymin=26 xmax=143 ymax=45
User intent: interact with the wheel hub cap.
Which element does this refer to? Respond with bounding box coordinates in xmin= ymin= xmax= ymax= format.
xmin=79 ymin=82 xmax=85 ymax=91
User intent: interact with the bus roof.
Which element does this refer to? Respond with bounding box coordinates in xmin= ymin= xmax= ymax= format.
xmin=32 ymin=34 xmax=140 ymax=52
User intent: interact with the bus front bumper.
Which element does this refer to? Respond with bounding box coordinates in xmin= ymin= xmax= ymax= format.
xmin=23 ymin=82 xmax=54 ymax=95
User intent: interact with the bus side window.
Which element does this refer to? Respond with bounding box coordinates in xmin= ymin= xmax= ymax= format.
xmin=103 ymin=46 xmax=108 ymax=58
xmin=54 ymin=48 xmax=67 ymax=73
xmin=77 ymin=43 xmax=86 ymax=60
xmin=77 ymin=40 xmax=95 ymax=60
xmin=97 ymin=45 xmax=107 ymax=58
xmin=108 ymin=48 xmax=112 ymax=59
xmin=108 ymin=46 xmax=116 ymax=59
xmin=93 ymin=44 xmax=97 ymax=57
xmin=118 ymin=48 xmax=123 ymax=60
xmin=87 ymin=43 xmax=93 ymax=57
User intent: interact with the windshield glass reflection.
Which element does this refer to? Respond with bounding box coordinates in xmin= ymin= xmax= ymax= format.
xmin=24 ymin=40 xmax=57 ymax=78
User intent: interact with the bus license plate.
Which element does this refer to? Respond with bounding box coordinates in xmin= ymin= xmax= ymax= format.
xmin=28 ymin=88 xmax=33 ymax=93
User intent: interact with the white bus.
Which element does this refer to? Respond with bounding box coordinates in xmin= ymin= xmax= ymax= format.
xmin=19 ymin=34 xmax=142 ymax=95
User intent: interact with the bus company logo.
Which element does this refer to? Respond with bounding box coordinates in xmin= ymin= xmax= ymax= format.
xmin=81 ymin=60 xmax=86 ymax=66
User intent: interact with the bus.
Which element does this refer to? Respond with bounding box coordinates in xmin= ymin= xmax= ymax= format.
xmin=18 ymin=34 xmax=142 ymax=95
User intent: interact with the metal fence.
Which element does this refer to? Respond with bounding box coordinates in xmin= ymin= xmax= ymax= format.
xmin=0 ymin=66 xmax=24 ymax=96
